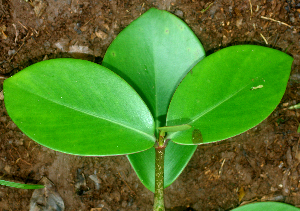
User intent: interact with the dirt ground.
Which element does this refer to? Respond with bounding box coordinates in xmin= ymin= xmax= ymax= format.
xmin=0 ymin=0 xmax=300 ymax=210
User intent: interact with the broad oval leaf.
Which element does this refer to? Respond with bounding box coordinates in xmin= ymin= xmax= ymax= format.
xmin=167 ymin=45 xmax=293 ymax=144
xmin=102 ymin=8 xmax=205 ymax=191
xmin=102 ymin=8 xmax=205 ymax=131
xmin=127 ymin=142 xmax=196 ymax=192
xmin=231 ymin=202 xmax=300 ymax=211
xmin=4 ymin=58 xmax=155 ymax=156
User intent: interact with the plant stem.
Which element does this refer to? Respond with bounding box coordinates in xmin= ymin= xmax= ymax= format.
xmin=153 ymin=124 xmax=191 ymax=210
xmin=153 ymin=146 xmax=165 ymax=211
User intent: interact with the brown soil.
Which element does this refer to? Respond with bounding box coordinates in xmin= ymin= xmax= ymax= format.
xmin=0 ymin=0 xmax=300 ymax=210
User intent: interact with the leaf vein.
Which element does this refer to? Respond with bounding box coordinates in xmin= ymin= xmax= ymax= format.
xmin=16 ymin=84 xmax=155 ymax=140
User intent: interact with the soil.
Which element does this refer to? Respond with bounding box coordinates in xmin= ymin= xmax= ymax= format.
xmin=0 ymin=0 xmax=300 ymax=210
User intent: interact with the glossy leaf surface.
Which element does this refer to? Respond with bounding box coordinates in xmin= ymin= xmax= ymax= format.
xmin=102 ymin=8 xmax=205 ymax=130
xmin=102 ymin=8 xmax=205 ymax=192
xmin=4 ymin=59 xmax=155 ymax=156
xmin=231 ymin=202 xmax=300 ymax=211
xmin=167 ymin=45 xmax=293 ymax=145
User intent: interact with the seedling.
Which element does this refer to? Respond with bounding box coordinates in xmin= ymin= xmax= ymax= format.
xmin=2 ymin=8 xmax=294 ymax=210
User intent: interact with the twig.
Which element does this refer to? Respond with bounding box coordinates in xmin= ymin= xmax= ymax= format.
xmin=8 ymin=41 xmax=25 ymax=62
xmin=219 ymin=159 xmax=226 ymax=175
xmin=201 ymin=2 xmax=214 ymax=13
xmin=12 ymin=23 xmax=18 ymax=43
xmin=272 ymin=33 xmax=279 ymax=46
xmin=16 ymin=158 xmax=32 ymax=166
xmin=82 ymin=17 xmax=94 ymax=27
xmin=8 ymin=149 xmax=15 ymax=160
xmin=17 ymin=21 xmax=28 ymax=30
xmin=0 ymin=75 xmax=8 ymax=80
xmin=260 ymin=33 xmax=268 ymax=44
xmin=12 ymin=146 xmax=22 ymax=158
xmin=249 ymin=0 xmax=253 ymax=20
xmin=261 ymin=16 xmax=293 ymax=28
xmin=1 ymin=28 xmax=7 ymax=39
xmin=12 ymin=146 xmax=32 ymax=166
xmin=32 ymin=28 xmax=39 ymax=37
xmin=140 ymin=3 xmax=145 ymax=15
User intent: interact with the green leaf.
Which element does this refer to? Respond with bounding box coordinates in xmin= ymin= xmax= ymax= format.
xmin=102 ymin=8 xmax=205 ymax=191
xmin=231 ymin=202 xmax=300 ymax=211
xmin=167 ymin=45 xmax=293 ymax=144
xmin=4 ymin=58 xmax=155 ymax=156
xmin=127 ymin=142 xmax=197 ymax=192
xmin=102 ymin=8 xmax=205 ymax=131
xmin=0 ymin=180 xmax=44 ymax=189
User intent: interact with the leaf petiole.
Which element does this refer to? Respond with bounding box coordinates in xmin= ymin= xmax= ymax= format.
xmin=157 ymin=124 xmax=192 ymax=133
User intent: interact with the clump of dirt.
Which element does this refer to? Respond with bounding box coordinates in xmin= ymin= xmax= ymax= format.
xmin=0 ymin=0 xmax=299 ymax=210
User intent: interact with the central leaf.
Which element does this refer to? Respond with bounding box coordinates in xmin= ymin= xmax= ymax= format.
xmin=102 ymin=8 xmax=205 ymax=131
xmin=103 ymin=8 xmax=205 ymax=192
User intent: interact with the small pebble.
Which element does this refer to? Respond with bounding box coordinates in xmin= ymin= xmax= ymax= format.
xmin=0 ymin=90 xmax=4 ymax=100
xmin=236 ymin=18 xmax=243 ymax=29
xmin=121 ymin=200 xmax=127 ymax=208
xmin=8 ymin=50 xmax=15 ymax=56
xmin=174 ymin=9 xmax=183 ymax=18
xmin=7 ymin=121 xmax=17 ymax=130
xmin=289 ymin=13 xmax=295 ymax=23
xmin=95 ymin=30 xmax=108 ymax=39
xmin=89 ymin=174 xmax=101 ymax=190
xmin=4 ymin=165 xmax=11 ymax=174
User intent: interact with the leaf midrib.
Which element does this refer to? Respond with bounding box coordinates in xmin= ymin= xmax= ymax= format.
xmin=190 ymin=83 xmax=251 ymax=124
xmin=169 ymin=82 xmax=251 ymax=139
xmin=14 ymin=83 xmax=155 ymax=141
